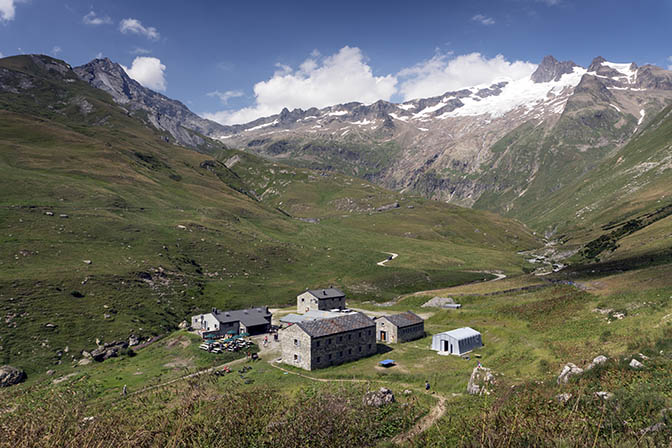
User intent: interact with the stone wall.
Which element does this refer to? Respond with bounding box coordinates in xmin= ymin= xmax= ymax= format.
xmin=280 ymin=324 xmax=313 ymax=370
xmin=398 ymin=322 xmax=424 ymax=343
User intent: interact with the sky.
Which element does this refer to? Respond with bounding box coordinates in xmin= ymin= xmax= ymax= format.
xmin=1 ymin=0 xmax=671 ymax=125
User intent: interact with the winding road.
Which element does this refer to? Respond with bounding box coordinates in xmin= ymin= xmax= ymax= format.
xmin=377 ymin=252 xmax=398 ymax=266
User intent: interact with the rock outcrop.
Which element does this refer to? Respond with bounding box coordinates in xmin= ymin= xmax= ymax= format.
xmin=363 ymin=387 xmax=395 ymax=407
xmin=557 ymin=363 xmax=583 ymax=384
xmin=0 ymin=365 xmax=26 ymax=387
xmin=467 ymin=366 xmax=496 ymax=395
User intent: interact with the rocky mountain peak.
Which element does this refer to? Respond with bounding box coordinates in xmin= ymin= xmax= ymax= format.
xmin=587 ymin=56 xmax=607 ymax=72
xmin=531 ymin=55 xmax=580 ymax=83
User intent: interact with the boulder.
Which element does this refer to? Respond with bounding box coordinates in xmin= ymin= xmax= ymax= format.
xmin=586 ymin=355 xmax=608 ymax=370
xmin=556 ymin=393 xmax=573 ymax=403
xmin=595 ymin=391 xmax=614 ymax=400
xmin=178 ymin=320 xmax=188 ymax=329
xmin=77 ymin=358 xmax=91 ymax=366
xmin=557 ymin=363 xmax=583 ymax=384
xmin=467 ymin=366 xmax=496 ymax=395
xmin=629 ymin=359 xmax=644 ymax=369
xmin=363 ymin=387 xmax=395 ymax=407
xmin=0 ymin=365 xmax=26 ymax=387
xmin=640 ymin=422 xmax=667 ymax=436
xmin=89 ymin=341 xmax=128 ymax=362
xmin=128 ymin=335 xmax=140 ymax=347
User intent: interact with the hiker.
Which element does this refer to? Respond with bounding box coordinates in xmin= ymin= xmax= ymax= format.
xmin=425 ymin=381 xmax=430 ymax=391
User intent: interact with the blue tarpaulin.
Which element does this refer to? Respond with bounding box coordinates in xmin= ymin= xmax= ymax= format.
xmin=379 ymin=359 xmax=395 ymax=367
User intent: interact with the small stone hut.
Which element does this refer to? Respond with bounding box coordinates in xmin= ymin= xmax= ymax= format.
xmin=375 ymin=311 xmax=424 ymax=343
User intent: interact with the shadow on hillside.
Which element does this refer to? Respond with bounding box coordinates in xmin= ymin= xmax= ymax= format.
xmin=376 ymin=344 xmax=393 ymax=355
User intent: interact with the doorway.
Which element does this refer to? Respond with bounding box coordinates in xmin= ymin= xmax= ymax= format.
xmin=380 ymin=331 xmax=386 ymax=341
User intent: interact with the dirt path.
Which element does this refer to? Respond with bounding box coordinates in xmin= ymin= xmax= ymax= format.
xmin=270 ymin=362 xmax=448 ymax=445
xmin=377 ymin=252 xmax=399 ymax=266
xmin=392 ymin=393 xmax=447 ymax=445
xmin=392 ymin=271 xmax=508 ymax=304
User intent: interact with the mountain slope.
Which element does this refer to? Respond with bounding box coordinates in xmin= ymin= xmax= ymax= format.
xmin=73 ymin=58 xmax=231 ymax=150
xmin=216 ymin=55 xmax=672 ymax=236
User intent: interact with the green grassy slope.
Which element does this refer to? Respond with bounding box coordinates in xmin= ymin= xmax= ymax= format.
xmin=0 ymin=55 xmax=538 ymax=378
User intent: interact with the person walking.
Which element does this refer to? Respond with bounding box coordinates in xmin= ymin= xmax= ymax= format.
xmin=425 ymin=380 xmax=430 ymax=391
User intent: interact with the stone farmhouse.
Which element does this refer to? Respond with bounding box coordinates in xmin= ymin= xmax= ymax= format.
xmin=375 ymin=312 xmax=424 ymax=343
xmin=281 ymin=312 xmax=377 ymax=370
xmin=191 ymin=307 xmax=272 ymax=338
xmin=296 ymin=287 xmax=346 ymax=313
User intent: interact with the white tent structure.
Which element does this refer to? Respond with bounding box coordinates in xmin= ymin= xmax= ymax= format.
xmin=431 ymin=327 xmax=482 ymax=355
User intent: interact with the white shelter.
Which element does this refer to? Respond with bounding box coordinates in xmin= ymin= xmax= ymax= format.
xmin=431 ymin=327 xmax=482 ymax=355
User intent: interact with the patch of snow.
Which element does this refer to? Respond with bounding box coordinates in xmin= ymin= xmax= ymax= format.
xmin=603 ymin=61 xmax=637 ymax=83
xmin=389 ymin=113 xmax=409 ymax=122
xmin=349 ymin=119 xmax=373 ymax=126
xmin=327 ymin=110 xmax=348 ymax=116
xmin=418 ymin=127 xmax=429 ymax=132
xmin=398 ymin=103 xmax=416 ymax=110
xmin=638 ymin=109 xmax=646 ymax=125
xmin=609 ymin=104 xmax=621 ymax=112
xmin=311 ymin=124 xmax=322 ymax=129
xmin=245 ymin=120 xmax=278 ymax=132
xmin=440 ymin=67 xmax=586 ymax=119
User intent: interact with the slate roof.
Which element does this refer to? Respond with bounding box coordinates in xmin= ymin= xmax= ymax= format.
xmin=280 ymin=309 xmax=355 ymax=324
xmin=437 ymin=327 xmax=481 ymax=341
xmin=212 ymin=307 xmax=271 ymax=328
xmin=305 ymin=288 xmax=346 ymax=300
xmin=380 ymin=311 xmax=424 ymax=328
xmin=296 ymin=312 xmax=374 ymax=338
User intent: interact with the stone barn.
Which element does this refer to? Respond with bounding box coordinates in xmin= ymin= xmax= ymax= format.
xmin=191 ymin=307 xmax=272 ymax=338
xmin=281 ymin=312 xmax=376 ymax=370
xmin=431 ymin=327 xmax=482 ymax=355
xmin=375 ymin=312 xmax=424 ymax=343
xmin=296 ymin=287 xmax=346 ymax=313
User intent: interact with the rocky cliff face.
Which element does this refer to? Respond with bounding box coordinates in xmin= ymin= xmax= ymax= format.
xmin=74 ymin=58 xmax=232 ymax=149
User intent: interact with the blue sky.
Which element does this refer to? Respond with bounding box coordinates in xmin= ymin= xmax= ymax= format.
xmin=1 ymin=0 xmax=671 ymax=124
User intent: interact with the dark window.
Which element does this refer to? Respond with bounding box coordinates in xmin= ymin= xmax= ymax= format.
xmin=348 ymin=349 xmax=352 ymax=355
xmin=368 ymin=344 xmax=372 ymax=350
xmin=294 ymin=339 xmax=299 ymax=347
xmin=316 ymin=357 xmax=321 ymax=363
xmin=348 ymin=334 xmax=351 ymax=340
xmin=316 ymin=340 xmax=320 ymax=347
xmin=339 ymin=351 xmax=343 ymax=357
xmin=294 ymin=354 xmax=298 ymax=361
xmin=358 ymin=346 xmax=362 ymax=352
xmin=328 ymin=354 xmax=332 ymax=360
xmin=327 ymin=338 xmax=331 ymax=345
xmin=338 ymin=336 xmax=342 ymax=342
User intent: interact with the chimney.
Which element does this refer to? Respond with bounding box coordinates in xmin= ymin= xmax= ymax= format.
xmin=323 ymin=290 xmax=327 ymax=296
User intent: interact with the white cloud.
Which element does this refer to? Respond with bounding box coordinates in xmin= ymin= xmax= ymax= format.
xmin=207 ymin=90 xmax=244 ymax=104
xmin=131 ymin=47 xmax=151 ymax=55
xmin=204 ymin=46 xmax=397 ymax=125
xmin=472 ymin=14 xmax=495 ymax=25
xmin=119 ymin=18 xmax=160 ymax=41
xmin=121 ymin=57 xmax=166 ymax=91
xmin=51 ymin=46 xmax=62 ymax=55
xmin=0 ymin=0 xmax=16 ymax=22
xmin=83 ymin=11 xmax=112 ymax=26
xmin=398 ymin=52 xmax=537 ymax=101
xmin=0 ymin=51 xmax=4 ymax=58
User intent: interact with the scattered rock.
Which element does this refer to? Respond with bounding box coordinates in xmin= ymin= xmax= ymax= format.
xmin=45 ymin=323 xmax=56 ymax=329
xmin=403 ymin=389 xmax=413 ymax=395
xmin=82 ymin=350 xmax=92 ymax=359
xmin=59 ymin=214 xmax=68 ymax=219
xmin=467 ymin=366 xmax=496 ymax=395
xmin=46 ymin=369 xmax=55 ymax=376
xmin=128 ymin=335 xmax=139 ymax=346
xmin=629 ymin=359 xmax=644 ymax=369
xmin=45 ymin=211 xmax=54 ymax=216
xmin=52 ymin=373 xmax=77 ymax=385
xmin=178 ymin=320 xmax=188 ymax=329
xmin=557 ymin=363 xmax=583 ymax=384
xmin=0 ymin=365 xmax=26 ymax=387
xmin=77 ymin=358 xmax=91 ymax=366
xmin=422 ymin=296 xmax=457 ymax=308
xmin=376 ymin=202 xmax=400 ymax=212
xmin=638 ymin=353 xmax=650 ymax=360
xmin=363 ymin=387 xmax=395 ymax=407
xmin=176 ymin=225 xmax=187 ymax=230
xmin=556 ymin=393 xmax=573 ymax=403
xmin=595 ymin=391 xmax=614 ymax=400
xmin=586 ymin=355 xmax=608 ymax=370
xmin=82 ymin=416 xmax=95 ymax=423
xmin=89 ymin=341 xmax=128 ymax=362
xmin=83 ymin=260 xmax=92 ymax=265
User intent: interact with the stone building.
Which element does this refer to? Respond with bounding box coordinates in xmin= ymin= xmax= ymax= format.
xmin=296 ymin=287 xmax=346 ymax=313
xmin=375 ymin=311 xmax=424 ymax=343
xmin=281 ymin=312 xmax=376 ymax=370
xmin=191 ymin=307 xmax=272 ymax=338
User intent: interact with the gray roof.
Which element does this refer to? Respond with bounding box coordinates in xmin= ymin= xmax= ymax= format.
xmin=437 ymin=327 xmax=481 ymax=340
xmin=212 ymin=307 xmax=271 ymax=328
xmin=280 ymin=309 xmax=354 ymax=324
xmin=380 ymin=311 xmax=424 ymax=328
xmin=305 ymin=288 xmax=345 ymax=300
xmin=296 ymin=312 xmax=374 ymax=338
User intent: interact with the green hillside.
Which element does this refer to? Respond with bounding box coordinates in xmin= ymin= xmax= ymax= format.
xmin=0 ymin=55 xmax=538 ymax=378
